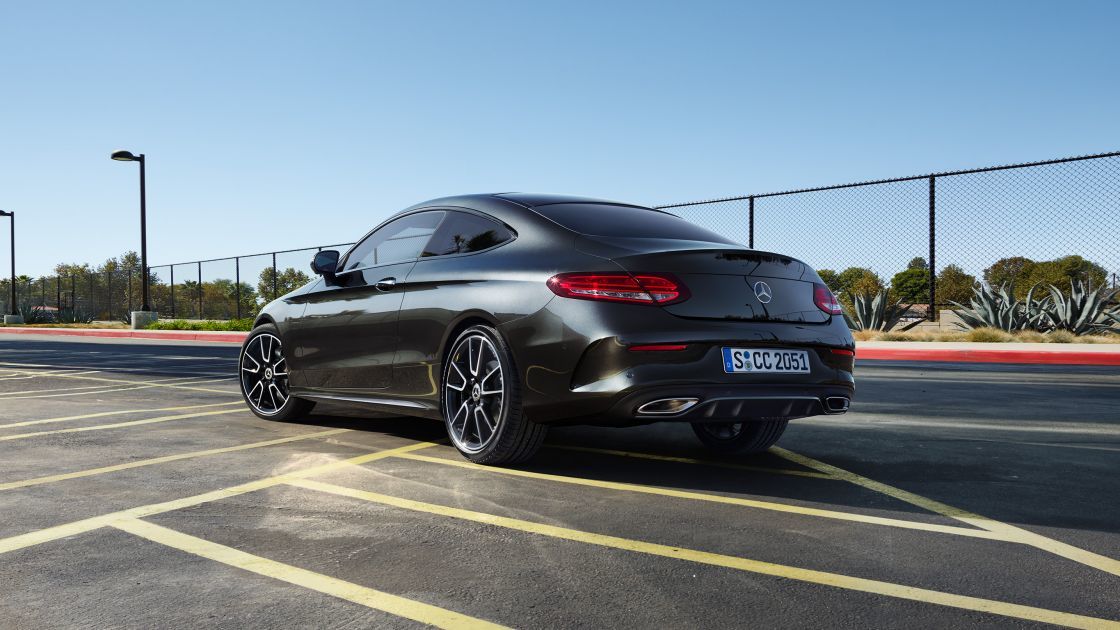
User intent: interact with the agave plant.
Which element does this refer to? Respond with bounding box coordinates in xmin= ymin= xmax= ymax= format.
xmin=949 ymin=283 xmax=1050 ymax=332
xmin=844 ymin=289 xmax=912 ymax=332
xmin=1044 ymin=281 xmax=1120 ymax=335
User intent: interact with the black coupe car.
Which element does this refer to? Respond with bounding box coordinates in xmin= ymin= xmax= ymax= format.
xmin=238 ymin=194 xmax=855 ymax=464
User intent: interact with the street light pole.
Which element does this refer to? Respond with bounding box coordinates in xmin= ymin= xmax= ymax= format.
xmin=111 ymin=150 xmax=153 ymax=322
xmin=0 ymin=210 xmax=14 ymax=317
xmin=138 ymin=153 xmax=149 ymax=311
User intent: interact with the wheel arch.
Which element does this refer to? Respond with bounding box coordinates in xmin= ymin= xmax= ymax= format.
xmin=439 ymin=311 xmax=500 ymax=367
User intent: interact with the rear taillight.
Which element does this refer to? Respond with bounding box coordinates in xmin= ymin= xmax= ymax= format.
xmin=547 ymin=273 xmax=689 ymax=305
xmin=814 ymin=283 xmax=843 ymax=315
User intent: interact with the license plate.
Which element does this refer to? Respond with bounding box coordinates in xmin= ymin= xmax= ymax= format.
xmin=722 ymin=348 xmax=811 ymax=373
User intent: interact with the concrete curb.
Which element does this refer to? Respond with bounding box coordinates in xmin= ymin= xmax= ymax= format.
xmin=0 ymin=327 xmax=248 ymax=344
xmin=3 ymin=327 xmax=1118 ymax=364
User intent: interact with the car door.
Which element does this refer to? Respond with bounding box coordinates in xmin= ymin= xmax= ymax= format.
xmin=392 ymin=209 xmax=516 ymax=399
xmin=287 ymin=211 xmax=445 ymax=393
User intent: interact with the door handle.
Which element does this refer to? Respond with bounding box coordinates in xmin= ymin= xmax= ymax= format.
xmin=375 ymin=277 xmax=397 ymax=291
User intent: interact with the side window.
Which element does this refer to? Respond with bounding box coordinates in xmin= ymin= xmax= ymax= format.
xmin=344 ymin=211 xmax=445 ymax=270
xmin=422 ymin=211 xmax=513 ymax=257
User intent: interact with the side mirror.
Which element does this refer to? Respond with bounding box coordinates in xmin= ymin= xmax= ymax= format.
xmin=310 ymin=250 xmax=340 ymax=276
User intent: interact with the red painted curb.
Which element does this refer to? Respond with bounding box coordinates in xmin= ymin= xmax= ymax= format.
xmin=0 ymin=327 xmax=248 ymax=344
xmin=857 ymin=347 xmax=1120 ymax=366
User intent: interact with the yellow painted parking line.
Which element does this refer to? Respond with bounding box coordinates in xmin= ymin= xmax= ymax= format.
xmin=772 ymin=447 xmax=1120 ymax=579
xmin=0 ymin=374 xmax=204 ymax=397
xmin=547 ymin=444 xmax=833 ymax=479
xmin=0 ymin=407 xmax=244 ymax=442
xmin=0 ymin=401 xmax=242 ymax=430
xmin=112 ymin=518 xmax=506 ymax=629
xmin=0 ymin=428 xmax=350 ymax=491
xmin=389 ymin=452 xmax=1003 ymax=540
xmin=0 ymin=441 xmax=438 ymax=556
xmin=290 ymin=478 xmax=1120 ymax=630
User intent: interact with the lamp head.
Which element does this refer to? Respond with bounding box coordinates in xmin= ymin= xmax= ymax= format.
xmin=111 ymin=150 xmax=140 ymax=162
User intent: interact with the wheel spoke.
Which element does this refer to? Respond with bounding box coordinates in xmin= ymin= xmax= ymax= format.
xmin=473 ymin=339 xmax=484 ymax=377
xmin=480 ymin=365 xmax=499 ymax=386
xmin=480 ymin=388 xmax=502 ymax=396
xmin=243 ymin=352 xmax=261 ymax=372
xmin=472 ymin=406 xmax=485 ymax=442
xmin=451 ymin=401 xmax=470 ymax=441
xmin=475 ymin=406 xmax=495 ymax=431
xmin=448 ymin=363 xmax=468 ymax=391
xmin=269 ymin=383 xmax=288 ymax=407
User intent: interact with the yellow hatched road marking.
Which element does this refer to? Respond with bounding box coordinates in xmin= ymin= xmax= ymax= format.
xmin=0 ymin=408 xmax=244 ymax=442
xmin=772 ymin=447 xmax=1120 ymax=578
xmin=0 ymin=441 xmax=438 ymax=556
xmin=0 ymin=428 xmax=350 ymax=491
xmin=0 ymin=377 xmax=235 ymax=399
xmin=290 ymin=478 xmax=1120 ymax=630
xmin=0 ymin=401 xmax=242 ymax=430
xmin=111 ymin=518 xmax=507 ymax=630
xmin=389 ymin=452 xmax=1003 ymax=540
xmin=547 ymin=444 xmax=832 ymax=479
xmin=0 ymin=367 xmax=238 ymax=395
xmin=0 ymin=374 xmax=207 ymax=397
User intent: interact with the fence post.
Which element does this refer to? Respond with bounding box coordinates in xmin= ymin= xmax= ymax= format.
xmin=272 ymin=252 xmax=278 ymax=300
xmin=70 ymin=275 xmax=75 ymax=309
xmin=197 ymin=261 xmax=203 ymax=320
xmin=107 ymin=271 xmax=112 ymax=320
xmin=170 ymin=266 xmax=176 ymax=318
xmin=748 ymin=196 xmax=755 ymax=249
xmin=56 ymin=275 xmax=61 ymax=312
xmin=928 ymin=175 xmax=936 ymax=322
xmin=89 ymin=273 xmax=95 ymax=318
xmin=235 ymin=257 xmax=241 ymax=320
xmin=128 ymin=269 xmax=133 ymax=313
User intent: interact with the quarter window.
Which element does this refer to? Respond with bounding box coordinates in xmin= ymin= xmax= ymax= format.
xmin=422 ymin=211 xmax=513 ymax=257
xmin=344 ymin=212 xmax=445 ymax=270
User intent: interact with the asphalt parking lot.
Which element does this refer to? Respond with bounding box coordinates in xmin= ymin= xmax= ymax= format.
xmin=0 ymin=333 xmax=1117 ymax=629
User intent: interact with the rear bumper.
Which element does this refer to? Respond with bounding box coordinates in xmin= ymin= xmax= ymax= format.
xmin=500 ymin=295 xmax=856 ymax=426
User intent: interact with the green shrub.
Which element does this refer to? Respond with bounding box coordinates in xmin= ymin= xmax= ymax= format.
xmin=146 ymin=318 xmax=254 ymax=332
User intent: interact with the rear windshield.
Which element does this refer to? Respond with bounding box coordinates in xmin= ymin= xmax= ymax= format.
xmin=532 ymin=204 xmax=736 ymax=244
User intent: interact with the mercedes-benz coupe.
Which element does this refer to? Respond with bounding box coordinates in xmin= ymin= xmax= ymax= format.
xmin=238 ymin=194 xmax=855 ymax=464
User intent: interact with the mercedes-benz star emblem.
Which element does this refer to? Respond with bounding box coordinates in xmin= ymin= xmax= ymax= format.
xmin=753 ymin=281 xmax=773 ymax=304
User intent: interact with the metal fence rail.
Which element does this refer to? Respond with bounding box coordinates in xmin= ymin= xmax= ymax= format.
xmin=4 ymin=151 xmax=1118 ymax=323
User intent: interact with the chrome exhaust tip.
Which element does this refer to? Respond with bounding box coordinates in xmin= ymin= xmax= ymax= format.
xmin=636 ymin=398 xmax=700 ymax=416
xmin=824 ymin=396 xmax=850 ymax=413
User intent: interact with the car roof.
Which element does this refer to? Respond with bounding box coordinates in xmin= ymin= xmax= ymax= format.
xmin=402 ymin=193 xmax=650 ymax=213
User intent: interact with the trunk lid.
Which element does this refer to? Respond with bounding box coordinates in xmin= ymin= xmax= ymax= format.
xmin=609 ymin=246 xmax=830 ymax=323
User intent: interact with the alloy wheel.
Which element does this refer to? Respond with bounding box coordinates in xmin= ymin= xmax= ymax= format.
xmin=444 ymin=333 xmax=505 ymax=453
xmin=240 ymin=333 xmax=290 ymax=416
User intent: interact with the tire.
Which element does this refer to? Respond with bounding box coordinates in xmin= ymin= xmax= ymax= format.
xmin=441 ymin=324 xmax=546 ymax=464
xmin=690 ymin=420 xmax=789 ymax=454
xmin=239 ymin=323 xmax=315 ymax=421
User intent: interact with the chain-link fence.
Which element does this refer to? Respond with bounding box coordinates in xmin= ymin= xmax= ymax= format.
xmin=657 ymin=151 xmax=1120 ymax=319
xmin=4 ymin=151 xmax=1117 ymax=323
xmin=0 ymin=244 xmax=353 ymax=322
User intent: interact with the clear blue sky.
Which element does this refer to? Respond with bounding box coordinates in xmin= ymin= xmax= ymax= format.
xmin=1 ymin=1 xmax=1117 ymax=277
